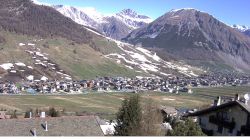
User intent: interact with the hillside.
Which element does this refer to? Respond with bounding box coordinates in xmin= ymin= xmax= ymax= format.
xmin=0 ymin=30 xmax=142 ymax=82
xmin=124 ymin=9 xmax=250 ymax=73
xmin=0 ymin=0 xmax=95 ymax=44
xmin=0 ymin=0 xmax=142 ymax=82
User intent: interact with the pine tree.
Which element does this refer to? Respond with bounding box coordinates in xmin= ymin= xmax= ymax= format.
xmin=114 ymin=95 xmax=142 ymax=136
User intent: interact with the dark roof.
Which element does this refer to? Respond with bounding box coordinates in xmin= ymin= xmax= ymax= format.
xmin=160 ymin=106 xmax=177 ymax=114
xmin=0 ymin=116 xmax=104 ymax=136
xmin=187 ymin=101 xmax=250 ymax=117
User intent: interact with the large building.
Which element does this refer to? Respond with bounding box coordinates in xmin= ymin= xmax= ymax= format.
xmin=188 ymin=95 xmax=250 ymax=136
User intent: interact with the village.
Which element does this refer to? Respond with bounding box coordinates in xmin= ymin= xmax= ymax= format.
xmin=0 ymin=73 xmax=250 ymax=95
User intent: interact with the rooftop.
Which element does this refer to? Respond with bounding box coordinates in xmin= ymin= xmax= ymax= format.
xmin=187 ymin=100 xmax=250 ymax=117
xmin=0 ymin=116 xmax=104 ymax=136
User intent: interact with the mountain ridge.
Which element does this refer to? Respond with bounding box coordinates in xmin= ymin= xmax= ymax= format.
xmin=123 ymin=8 xmax=250 ymax=73
xmin=52 ymin=5 xmax=152 ymax=40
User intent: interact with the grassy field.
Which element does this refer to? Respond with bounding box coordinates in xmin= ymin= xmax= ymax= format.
xmin=0 ymin=86 xmax=249 ymax=119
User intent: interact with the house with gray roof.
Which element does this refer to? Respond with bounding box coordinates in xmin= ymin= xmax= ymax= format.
xmin=0 ymin=116 xmax=104 ymax=136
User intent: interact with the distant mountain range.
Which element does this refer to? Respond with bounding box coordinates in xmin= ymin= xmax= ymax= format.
xmin=52 ymin=5 xmax=152 ymax=40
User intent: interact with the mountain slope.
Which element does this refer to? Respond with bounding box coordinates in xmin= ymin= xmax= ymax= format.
xmin=244 ymin=29 xmax=250 ymax=37
xmin=0 ymin=0 xmax=94 ymax=44
xmin=52 ymin=6 xmax=152 ymax=40
xmin=124 ymin=8 xmax=250 ymax=73
xmin=0 ymin=0 xmax=142 ymax=82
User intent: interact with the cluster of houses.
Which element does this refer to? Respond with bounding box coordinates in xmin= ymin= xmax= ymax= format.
xmin=0 ymin=73 xmax=249 ymax=94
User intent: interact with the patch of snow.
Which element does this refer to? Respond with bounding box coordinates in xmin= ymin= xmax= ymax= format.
xmin=56 ymin=72 xmax=64 ymax=75
xmin=105 ymin=53 xmax=138 ymax=65
xmin=28 ymin=43 xmax=35 ymax=46
xmin=85 ymin=28 xmax=103 ymax=36
xmin=26 ymin=75 xmax=34 ymax=81
xmin=41 ymin=76 xmax=48 ymax=81
xmin=48 ymin=63 xmax=56 ymax=66
xmin=136 ymin=47 xmax=161 ymax=62
xmin=10 ymin=70 xmax=17 ymax=73
xmin=232 ymin=24 xmax=249 ymax=32
xmin=160 ymin=72 xmax=171 ymax=76
xmin=19 ymin=43 xmax=25 ymax=46
xmin=130 ymin=53 xmax=149 ymax=62
xmin=140 ymin=63 xmax=158 ymax=72
xmin=146 ymin=32 xmax=159 ymax=38
xmin=0 ymin=63 xmax=14 ymax=70
xmin=27 ymin=66 xmax=33 ymax=69
xmin=15 ymin=62 xmax=26 ymax=67
xmin=170 ymin=8 xmax=196 ymax=12
xmin=125 ymin=65 xmax=133 ymax=69
xmin=43 ymin=57 xmax=48 ymax=60
xmin=35 ymin=52 xmax=44 ymax=57
xmin=170 ymin=15 xmax=180 ymax=18
xmin=65 ymin=77 xmax=72 ymax=80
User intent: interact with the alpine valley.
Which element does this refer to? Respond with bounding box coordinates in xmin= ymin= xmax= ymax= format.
xmin=0 ymin=0 xmax=250 ymax=82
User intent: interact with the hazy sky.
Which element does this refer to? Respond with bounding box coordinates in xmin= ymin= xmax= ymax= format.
xmin=37 ymin=0 xmax=250 ymax=27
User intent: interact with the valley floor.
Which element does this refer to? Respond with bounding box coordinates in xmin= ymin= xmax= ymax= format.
xmin=0 ymin=86 xmax=249 ymax=120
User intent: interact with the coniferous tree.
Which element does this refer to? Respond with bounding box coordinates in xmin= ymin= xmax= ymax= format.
xmin=114 ymin=95 xmax=142 ymax=136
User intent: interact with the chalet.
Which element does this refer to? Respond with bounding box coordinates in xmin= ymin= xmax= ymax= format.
xmin=188 ymin=95 xmax=250 ymax=136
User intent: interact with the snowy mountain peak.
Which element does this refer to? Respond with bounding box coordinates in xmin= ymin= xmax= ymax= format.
xmin=117 ymin=9 xmax=152 ymax=20
xmin=120 ymin=9 xmax=137 ymax=16
xmin=115 ymin=9 xmax=153 ymax=29
xmin=232 ymin=24 xmax=249 ymax=32
xmin=52 ymin=5 xmax=107 ymax=29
